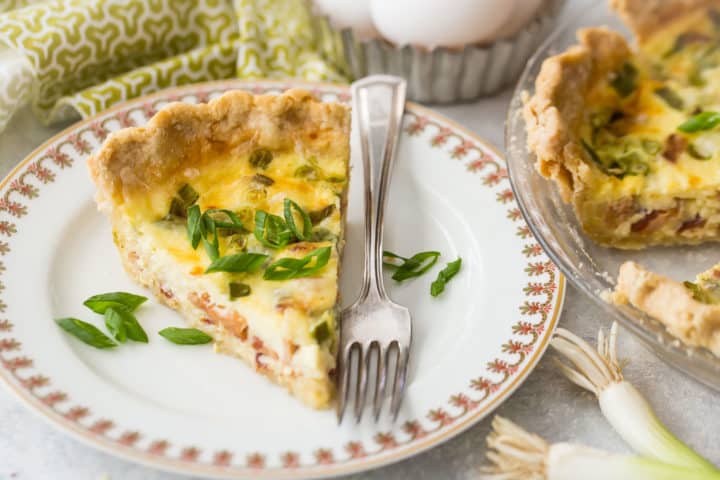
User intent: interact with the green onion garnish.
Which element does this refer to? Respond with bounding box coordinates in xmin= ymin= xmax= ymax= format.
xmin=229 ymin=282 xmax=251 ymax=299
xmin=158 ymin=327 xmax=212 ymax=345
xmin=205 ymin=252 xmax=269 ymax=274
xmin=254 ymin=210 xmax=293 ymax=249
xmin=55 ymin=317 xmax=117 ymax=349
xmin=654 ymin=87 xmax=684 ymax=110
xmin=309 ymin=204 xmax=336 ymax=225
xmin=249 ymin=148 xmax=273 ymax=169
xmin=104 ymin=307 xmax=148 ymax=343
xmin=383 ymin=250 xmax=440 ymax=282
xmin=678 ymin=111 xmax=720 ymax=133
xmin=610 ymin=62 xmax=638 ymax=98
xmin=283 ymin=198 xmax=312 ymax=241
xmin=166 ymin=184 xmax=199 ymax=218
xmin=430 ymin=258 xmax=462 ymax=297
xmin=263 ymin=247 xmax=332 ymax=281
xmin=83 ymin=291 xmax=148 ymax=314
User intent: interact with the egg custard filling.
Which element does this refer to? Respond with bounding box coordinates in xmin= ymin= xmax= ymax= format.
xmin=88 ymin=90 xmax=350 ymax=408
xmin=525 ymin=0 xmax=720 ymax=249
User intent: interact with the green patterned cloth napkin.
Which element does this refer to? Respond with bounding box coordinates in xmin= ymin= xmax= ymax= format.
xmin=0 ymin=0 xmax=347 ymax=133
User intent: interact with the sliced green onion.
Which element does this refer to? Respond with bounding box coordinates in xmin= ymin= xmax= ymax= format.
xmin=610 ymin=62 xmax=638 ymax=98
xmin=205 ymin=209 xmax=247 ymax=233
xmin=309 ymin=204 xmax=336 ymax=225
xmin=263 ymin=246 xmax=332 ymax=281
xmin=284 ymin=198 xmax=312 ymax=241
xmin=104 ymin=308 xmax=127 ymax=343
xmin=654 ymin=87 xmax=684 ymax=110
xmin=254 ymin=210 xmax=293 ymax=249
xmin=310 ymin=319 xmax=330 ymax=343
xmin=188 ymin=206 xmax=248 ymax=259
xmin=430 ymin=258 xmax=462 ymax=297
xmin=309 ymin=227 xmax=336 ymax=242
xmin=551 ymin=324 xmax=717 ymax=472
xmin=229 ymin=282 xmax=251 ymax=299
xmin=678 ymin=111 xmax=720 ymax=133
xmin=167 ymin=184 xmax=199 ymax=218
xmin=687 ymin=143 xmax=713 ymax=160
xmin=177 ymin=184 xmax=199 ymax=206
xmin=249 ymin=148 xmax=273 ymax=169
xmin=294 ymin=164 xmax=318 ymax=179
xmin=201 ymin=213 xmax=220 ymax=260
xmin=55 ymin=317 xmax=116 ymax=349
xmin=683 ymin=281 xmax=720 ymax=304
xmin=187 ymin=204 xmax=202 ymax=249
xmin=158 ymin=327 xmax=212 ymax=345
xmin=104 ymin=307 xmax=148 ymax=343
xmin=83 ymin=291 xmax=148 ymax=314
xmin=167 ymin=198 xmax=187 ymax=218
xmin=382 ymin=250 xmax=440 ymax=282
xmin=481 ymin=416 xmax=720 ymax=480
xmin=226 ymin=233 xmax=248 ymax=253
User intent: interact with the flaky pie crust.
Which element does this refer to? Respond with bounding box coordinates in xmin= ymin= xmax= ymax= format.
xmin=88 ymin=88 xmax=350 ymax=212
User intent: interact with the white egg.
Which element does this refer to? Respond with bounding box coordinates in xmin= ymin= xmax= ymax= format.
xmin=498 ymin=0 xmax=544 ymax=38
xmin=313 ymin=0 xmax=379 ymax=40
xmin=370 ymin=0 xmax=515 ymax=49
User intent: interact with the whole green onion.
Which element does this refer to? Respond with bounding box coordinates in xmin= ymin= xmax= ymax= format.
xmin=551 ymin=324 xmax=717 ymax=472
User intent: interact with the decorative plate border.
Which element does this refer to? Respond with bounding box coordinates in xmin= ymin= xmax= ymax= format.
xmin=0 ymin=80 xmax=564 ymax=479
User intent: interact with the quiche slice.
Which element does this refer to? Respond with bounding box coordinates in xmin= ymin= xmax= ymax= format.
xmin=614 ymin=261 xmax=720 ymax=356
xmin=524 ymin=0 xmax=720 ymax=249
xmin=87 ymin=89 xmax=350 ymax=408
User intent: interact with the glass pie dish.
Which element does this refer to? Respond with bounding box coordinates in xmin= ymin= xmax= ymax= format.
xmin=505 ymin=1 xmax=720 ymax=390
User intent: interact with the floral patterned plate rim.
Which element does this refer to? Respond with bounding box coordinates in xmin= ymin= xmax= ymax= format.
xmin=0 ymin=80 xmax=564 ymax=479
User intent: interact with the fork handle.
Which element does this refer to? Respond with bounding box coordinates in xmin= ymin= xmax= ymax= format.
xmin=351 ymin=75 xmax=407 ymax=301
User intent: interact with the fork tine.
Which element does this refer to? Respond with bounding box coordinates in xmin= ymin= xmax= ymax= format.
xmin=336 ymin=344 xmax=354 ymax=424
xmin=353 ymin=344 xmax=368 ymax=423
xmin=390 ymin=346 xmax=409 ymax=421
xmin=372 ymin=342 xmax=386 ymax=421
xmin=384 ymin=343 xmax=400 ymax=418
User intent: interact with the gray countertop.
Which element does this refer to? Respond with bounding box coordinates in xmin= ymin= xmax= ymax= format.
xmin=1 ymin=1 xmax=718 ymax=478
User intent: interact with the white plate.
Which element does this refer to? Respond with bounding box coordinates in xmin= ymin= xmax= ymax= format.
xmin=0 ymin=80 xmax=564 ymax=478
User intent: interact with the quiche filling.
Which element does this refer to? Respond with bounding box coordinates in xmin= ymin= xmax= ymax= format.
xmin=88 ymin=89 xmax=350 ymax=408
xmin=525 ymin=3 xmax=720 ymax=248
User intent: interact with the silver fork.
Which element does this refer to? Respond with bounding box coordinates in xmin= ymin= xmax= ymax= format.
xmin=337 ymin=75 xmax=412 ymax=424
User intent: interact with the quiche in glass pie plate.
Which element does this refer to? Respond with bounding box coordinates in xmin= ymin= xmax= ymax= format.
xmin=508 ymin=0 xmax=720 ymax=390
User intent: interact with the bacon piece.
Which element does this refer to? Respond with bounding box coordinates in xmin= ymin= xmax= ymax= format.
xmin=678 ymin=215 xmax=706 ymax=233
xmin=188 ymin=292 xmax=248 ymax=340
xmin=631 ymin=209 xmax=671 ymax=233
xmin=662 ymin=134 xmax=687 ymax=163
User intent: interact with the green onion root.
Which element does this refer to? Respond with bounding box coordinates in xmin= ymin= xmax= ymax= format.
xmin=481 ymin=416 xmax=720 ymax=480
